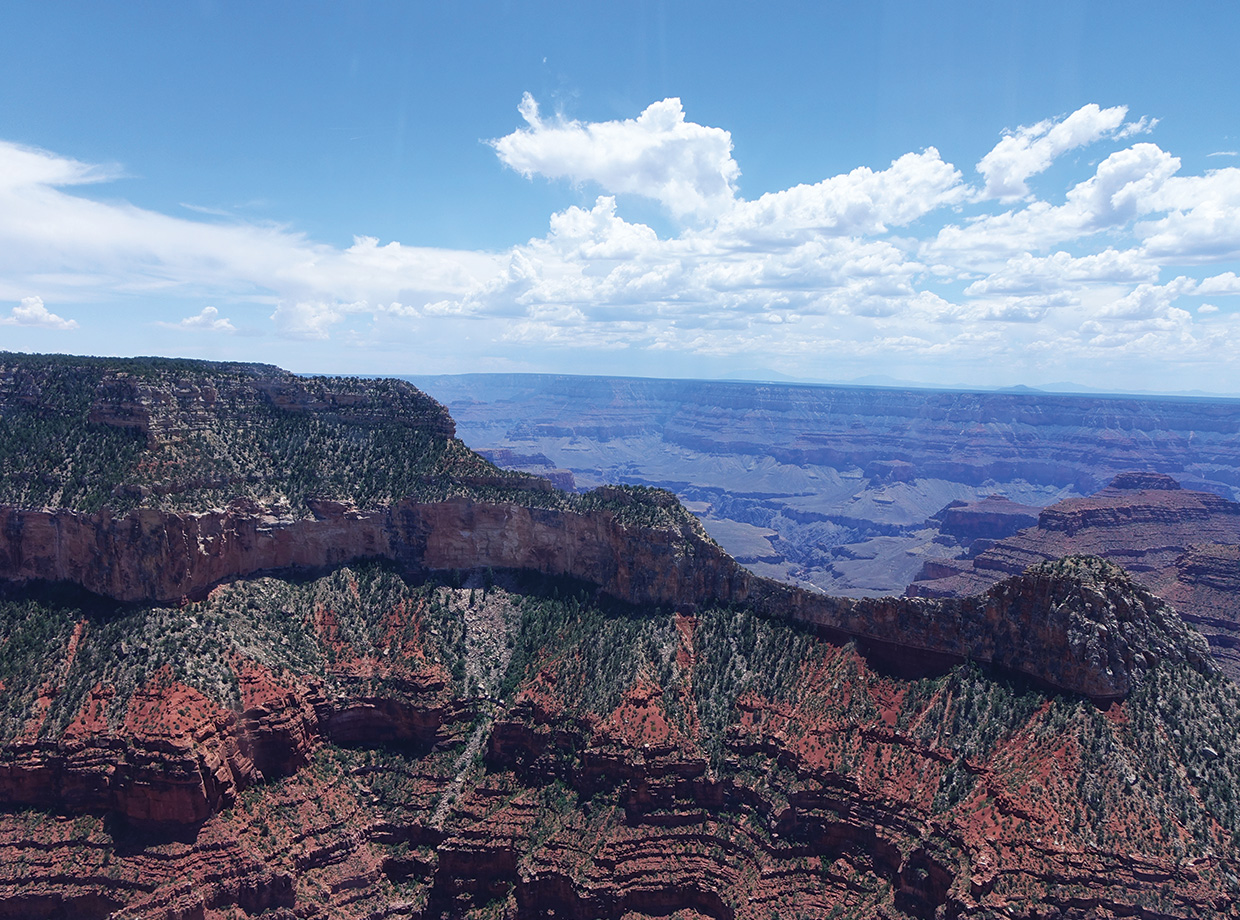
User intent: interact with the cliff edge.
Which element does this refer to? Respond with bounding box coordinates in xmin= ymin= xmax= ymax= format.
xmin=0 ymin=354 xmax=1215 ymax=704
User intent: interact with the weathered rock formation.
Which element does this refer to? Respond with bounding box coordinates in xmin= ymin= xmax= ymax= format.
xmin=0 ymin=553 xmax=1210 ymax=834
xmin=909 ymin=472 xmax=1240 ymax=679
xmin=5 ymin=356 xmax=456 ymax=449
xmin=0 ymin=494 xmax=1211 ymax=701
xmin=477 ymin=448 xmax=577 ymax=491
xmin=765 ymin=556 xmax=1214 ymax=700
xmin=931 ymin=494 xmax=1041 ymax=545
xmin=0 ymin=353 xmax=519 ymax=517
xmin=0 ymin=567 xmax=1236 ymax=920
xmin=0 ymin=662 xmax=459 ymax=827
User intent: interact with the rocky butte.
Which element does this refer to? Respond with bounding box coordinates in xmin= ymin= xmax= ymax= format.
xmin=0 ymin=353 xmax=1237 ymax=919
xmin=908 ymin=471 xmax=1240 ymax=682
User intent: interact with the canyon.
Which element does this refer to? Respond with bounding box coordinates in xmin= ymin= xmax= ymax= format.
xmin=0 ymin=494 xmax=1208 ymax=703
xmin=411 ymin=373 xmax=1240 ymax=596
xmin=0 ymin=355 xmax=1238 ymax=919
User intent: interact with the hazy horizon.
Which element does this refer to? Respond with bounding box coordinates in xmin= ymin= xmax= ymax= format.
xmin=403 ymin=367 xmax=1240 ymax=402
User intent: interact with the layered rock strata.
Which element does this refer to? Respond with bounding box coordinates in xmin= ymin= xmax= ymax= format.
xmin=410 ymin=373 xmax=1240 ymax=597
xmin=0 ymin=496 xmax=1210 ymax=701
xmin=3 ymin=356 xmax=456 ymax=448
xmin=0 ymin=570 xmax=1235 ymax=920
xmin=931 ymin=494 xmax=1041 ymax=545
xmin=0 ymin=665 xmax=460 ymax=826
xmin=909 ymin=473 xmax=1240 ymax=679
xmin=0 ymin=554 xmax=1207 ymax=833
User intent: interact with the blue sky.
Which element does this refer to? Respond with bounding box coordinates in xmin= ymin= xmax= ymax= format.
xmin=3 ymin=2 xmax=1240 ymax=393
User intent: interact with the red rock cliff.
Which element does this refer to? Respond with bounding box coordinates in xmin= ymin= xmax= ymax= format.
xmin=0 ymin=496 xmax=1213 ymax=701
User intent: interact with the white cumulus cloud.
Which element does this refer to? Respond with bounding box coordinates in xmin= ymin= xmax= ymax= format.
xmin=926 ymin=142 xmax=1181 ymax=269
xmin=976 ymin=104 xmax=1153 ymax=201
xmin=1 ymin=296 xmax=78 ymax=330
xmin=161 ymin=306 xmax=236 ymax=333
xmin=490 ymin=94 xmax=740 ymax=221
xmin=713 ymin=149 xmax=965 ymax=242
xmin=964 ymin=249 xmax=1158 ymax=296
xmin=1098 ymin=277 xmax=1197 ymax=320
xmin=1199 ymin=272 xmax=1240 ymax=295
xmin=1137 ymin=167 xmax=1240 ymax=260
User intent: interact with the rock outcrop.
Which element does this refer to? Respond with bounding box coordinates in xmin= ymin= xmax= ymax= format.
xmin=0 ymin=665 xmax=459 ymax=826
xmin=0 ymin=554 xmax=1210 ymax=833
xmin=768 ymin=556 xmax=1214 ymax=700
xmin=0 ymin=354 xmax=519 ymax=517
xmin=931 ymin=494 xmax=1041 ymax=544
xmin=909 ymin=472 xmax=1240 ymax=679
xmin=6 ymin=356 xmax=457 ymax=449
xmin=0 ymin=500 xmax=391 ymax=603
xmin=0 ymin=494 xmax=734 ymax=608
xmin=0 ymin=494 xmax=1211 ymax=701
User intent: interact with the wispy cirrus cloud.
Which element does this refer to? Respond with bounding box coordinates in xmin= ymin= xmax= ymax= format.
xmin=0 ymin=140 xmax=501 ymax=335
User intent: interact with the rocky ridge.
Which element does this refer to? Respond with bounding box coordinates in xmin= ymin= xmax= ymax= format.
xmin=0 ymin=565 xmax=1237 ymax=919
xmin=0 ymin=555 xmax=1211 ymax=827
xmin=0 ymin=494 xmax=1211 ymax=702
xmin=0 ymin=353 xmax=543 ymax=516
xmin=909 ymin=472 xmax=1240 ymax=680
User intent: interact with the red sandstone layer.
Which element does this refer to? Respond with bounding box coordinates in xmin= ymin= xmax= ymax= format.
xmin=0 ymin=497 xmax=1211 ymax=701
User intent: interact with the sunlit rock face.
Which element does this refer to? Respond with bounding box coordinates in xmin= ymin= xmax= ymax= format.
xmin=0 ymin=497 xmax=1207 ymax=702
xmin=909 ymin=472 xmax=1240 ymax=679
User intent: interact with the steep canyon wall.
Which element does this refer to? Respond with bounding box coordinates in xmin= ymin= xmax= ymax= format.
xmin=0 ymin=498 xmax=1210 ymax=701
